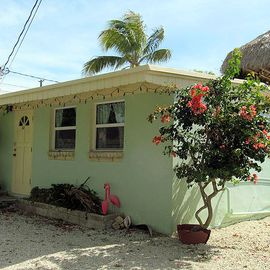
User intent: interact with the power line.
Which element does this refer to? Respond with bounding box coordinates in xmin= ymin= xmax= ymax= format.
xmin=0 ymin=0 xmax=59 ymax=89
xmin=0 ymin=68 xmax=60 ymax=89
xmin=7 ymin=69 xmax=59 ymax=84
xmin=1 ymin=0 xmax=42 ymax=71
xmin=7 ymin=0 xmax=43 ymax=71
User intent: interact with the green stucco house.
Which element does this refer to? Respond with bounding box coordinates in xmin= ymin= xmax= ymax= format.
xmin=0 ymin=65 xmax=269 ymax=235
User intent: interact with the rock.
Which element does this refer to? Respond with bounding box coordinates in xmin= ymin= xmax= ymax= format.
xmin=115 ymin=216 xmax=124 ymax=224
xmin=112 ymin=216 xmax=124 ymax=230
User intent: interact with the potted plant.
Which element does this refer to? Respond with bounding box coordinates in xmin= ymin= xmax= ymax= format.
xmin=149 ymin=49 xmax=270 ymax=244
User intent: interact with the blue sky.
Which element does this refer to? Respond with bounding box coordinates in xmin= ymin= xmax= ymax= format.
xmin=0 ymin=0 xmax=269 ymax=93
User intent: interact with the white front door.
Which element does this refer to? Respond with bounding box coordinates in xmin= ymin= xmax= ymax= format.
xmin=12 ymin=110 xmax=33 ymax=195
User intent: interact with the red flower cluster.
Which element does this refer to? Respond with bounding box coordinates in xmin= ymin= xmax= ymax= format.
xmin=253 ymin=142 xmax=267 ymax=150
xmin=187 ymin=83 xmax=209 ymax=115
xmin=161 ymin=114 xmax=170 ymax=123
xmin=190 ymin=83 xmax=209 ymax=95
xmin=152 ymin=135 xmax=163 ymax=145
xmin=263 ymin=129 xmax=270 ymax=140
xmin=253 ymin=132 xmax=266 ymax=150
xmin=187 ymin=95 xmax=207 ymax=115
xmin=245 ymin=129 xmax=270 ymax=151
xmin=239 ymin=105 xmax=256 ymax=121
xmin=247 ymin=173 xmax=258 ymax=184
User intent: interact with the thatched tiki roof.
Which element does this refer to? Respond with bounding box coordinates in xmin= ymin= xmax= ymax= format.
xmin=221 ymin=31 xmax=270 ymax=83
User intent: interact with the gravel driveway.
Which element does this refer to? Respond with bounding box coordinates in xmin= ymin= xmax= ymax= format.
xmin=0 ymin=209 xmax=270 ymax=270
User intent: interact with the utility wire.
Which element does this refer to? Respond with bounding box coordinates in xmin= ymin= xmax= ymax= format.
xmin=7 ymin=69 xmax=59 ymax=83
xmin=1 ymin=0 xmax=42 ymax=71
xmin=0 ymin=0 xmax=59 ymax=90
xmin=7 ymin=0 xmax=43 ymax=71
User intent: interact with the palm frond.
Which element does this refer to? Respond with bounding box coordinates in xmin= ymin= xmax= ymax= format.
xmin=100 ymin=11 xmax=146 ymax=58
xmin=82 ymin=11 xmax=172 ymax=75
xmin=140 ymin=49 xmax=171 ymax=64
xmin=143 ymin=27 xmax=165 ymax=55
xmin=82 ymin=56 xmax=127 ymax=75
xmin=123 ymin=11 xmax=147 ymax=51
xmin=99 ymin=28 xmax=132 ymax=53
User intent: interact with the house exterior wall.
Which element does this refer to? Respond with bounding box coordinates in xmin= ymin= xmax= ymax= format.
xmin=0 ymin=112 xmax=14 ymax=192
xmin=0 ymin=92 xmax=173 ymax=234
xmin=171 ymin=157 xmax=270 ymax=231
xmin=0 ymin=63 xmax=269 ymax=235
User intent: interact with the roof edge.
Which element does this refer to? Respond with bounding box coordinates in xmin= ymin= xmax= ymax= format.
xmin=0 ymin=65 xmax=244 ymax=103
xmin=0 ymin=65 xmax=152 ymax=99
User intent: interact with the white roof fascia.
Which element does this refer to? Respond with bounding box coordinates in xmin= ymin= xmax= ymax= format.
xmin=0 ymin=65 xmax=244 ymax=106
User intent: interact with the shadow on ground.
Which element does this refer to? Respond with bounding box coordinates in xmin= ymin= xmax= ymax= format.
xmin=0 ymin=209 xmax=223 ymax=270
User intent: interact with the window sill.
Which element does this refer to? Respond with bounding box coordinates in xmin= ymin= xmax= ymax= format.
xmin=89 ymin=151 xmax=123 ymax=161
xmin=48 ymin=150 xmax=75 ymax=160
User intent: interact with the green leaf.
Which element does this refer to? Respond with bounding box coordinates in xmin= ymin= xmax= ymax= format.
xmin=82 ymin=56 xmax=126 ymax=75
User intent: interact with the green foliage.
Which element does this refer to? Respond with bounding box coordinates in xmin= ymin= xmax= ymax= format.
xmin=149 ymin=49 xmax=270 ymax=228
xmin=193 ymin=69 xmax=215 ymax=75
xmin=83 ymin=11 xmax=171 ymax=75
xmin=149 ymin=49 xmax=270 ymax=188
xmin=224 ymin=48 xmax=242 ymax=79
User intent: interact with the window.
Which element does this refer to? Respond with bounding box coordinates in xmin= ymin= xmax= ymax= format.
xmin=53 ymin=107 xmax=76 ymax=150
xmin=95 ymin=101 xmax=125 ymax=150
xmin=19 ymin=116 xmax=30 ymax=127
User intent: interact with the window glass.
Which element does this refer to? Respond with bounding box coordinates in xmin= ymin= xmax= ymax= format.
xmin=19 ymin=116 xmax=30 ymax=127
xmin=54 ymin=107 xmax=76 ymax=150
xmin=96 ymin=102 xmax=125 ymax=124
xmin=95 ymin=101 xmax=125 ymax=150
xmin=55 ymin=108 xmax=76 ymax=127
xmin=55 ymin=130 xmax=76 ymax=149
xmin=96 ymin=127 xmax=124 ymax=149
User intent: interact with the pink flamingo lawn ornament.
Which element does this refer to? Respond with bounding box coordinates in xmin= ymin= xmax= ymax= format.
xmin=102 ymin=183 xmax=121 ymax=215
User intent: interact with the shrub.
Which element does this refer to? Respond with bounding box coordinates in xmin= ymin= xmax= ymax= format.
xmin=149 ymin=49 xmax=270 ymax=228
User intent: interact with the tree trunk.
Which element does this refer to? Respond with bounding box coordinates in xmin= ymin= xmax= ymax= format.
xmin=195 ymin=180 xmax=225 ymax=229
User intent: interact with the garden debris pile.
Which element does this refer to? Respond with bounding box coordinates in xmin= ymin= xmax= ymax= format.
xmin=29 ymin=178 xmax=101 ymax=214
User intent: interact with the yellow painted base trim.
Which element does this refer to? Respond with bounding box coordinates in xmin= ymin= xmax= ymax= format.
xmin=89 ymin=151 xmax=123 ymax=162
xmin=48 ymin=151 xmax=75 ymax=160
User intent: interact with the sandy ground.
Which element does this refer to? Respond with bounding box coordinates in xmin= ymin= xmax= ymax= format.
xmin=0 ymin=209 xmax=270 ymax=270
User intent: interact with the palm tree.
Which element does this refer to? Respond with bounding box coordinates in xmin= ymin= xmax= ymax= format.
xmin=82 ymin=11 xmax=171 ymax=75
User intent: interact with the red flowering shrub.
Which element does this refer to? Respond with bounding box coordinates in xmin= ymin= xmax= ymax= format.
xmin=239 ymin=105 xmax=257 ymax=121
xmin=161 ymin=114 xmax=170 ymax=123
xmin=187 ymin=83 xmax=209 ymax=115
xmin=152 ymin=135 xmax=163 ymax=145
xmin=148 ymin=49 xmax=270 ymax=228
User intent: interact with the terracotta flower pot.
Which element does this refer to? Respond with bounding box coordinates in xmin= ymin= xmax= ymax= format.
xmin=177 ymin=224 xmax=211 ymax=244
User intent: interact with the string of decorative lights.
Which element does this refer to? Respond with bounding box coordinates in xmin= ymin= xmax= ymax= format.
xmin=0 ymin=83 xmax=175 ymax=113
